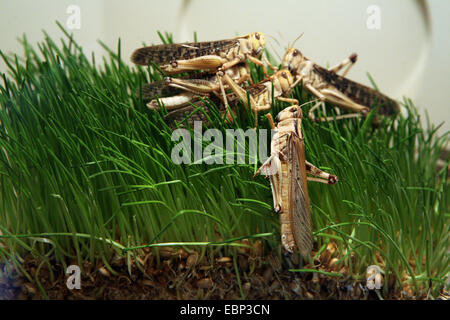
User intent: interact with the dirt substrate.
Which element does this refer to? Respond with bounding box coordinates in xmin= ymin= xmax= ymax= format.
xmin=0 ymin=244 xmax=434 ymax=300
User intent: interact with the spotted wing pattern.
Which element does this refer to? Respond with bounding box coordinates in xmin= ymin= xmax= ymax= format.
xmin=131 ymin=39 xmax=239 ymax=66
xmin=313 ymin=64 xmax=399 ymax=115
xmin=288 ymin=132 xmax=313 ymax=257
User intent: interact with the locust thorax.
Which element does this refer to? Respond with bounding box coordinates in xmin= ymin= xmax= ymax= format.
xmin=281 ymin=48 xmax=305 ymax=77
xmin=248 ymin=32 xmax=266 ymax=57
xmin=276 ymin=105 xmax=303 ymax=122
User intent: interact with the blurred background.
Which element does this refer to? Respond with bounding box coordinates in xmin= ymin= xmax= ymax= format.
xmin=0 ymin=0 xmax=448 ymax=133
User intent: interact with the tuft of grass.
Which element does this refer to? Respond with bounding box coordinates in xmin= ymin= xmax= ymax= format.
xmin=0 ymin=23 xmax=448 ymax=297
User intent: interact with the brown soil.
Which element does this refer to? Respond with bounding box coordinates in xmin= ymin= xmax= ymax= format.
xmin=0 ymin=243 xmax=430 ymax=300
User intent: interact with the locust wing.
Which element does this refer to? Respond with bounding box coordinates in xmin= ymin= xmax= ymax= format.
xmin=288 ymin=133 xmax=313 ymax=257
xmin=131 ymin=39 xmax=239 ymax=66
xmin=139 ymin=80 xmax=183 ymax=101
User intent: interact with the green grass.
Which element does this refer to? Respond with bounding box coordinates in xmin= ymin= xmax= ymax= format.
xmin=0 ymin=23 xmax=448 ymax=298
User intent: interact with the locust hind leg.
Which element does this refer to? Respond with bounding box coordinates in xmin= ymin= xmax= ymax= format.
xmin=309 ymin=53 xmax=359 ymax=121
xmin=217 ymin=71 xmax=231 ymax=116
xmin=220 ymin=73 xmax=256 ymax=108
xmin=147 ymin=92 xmax=196 ymax=110
xmin=320 ymin=88 xmax=369 ymax=120
xmin=329 ymin=53 xmax=358 ymax=77
xmin=165 ymin=77 xmax=219 ymax=95
xmin=306 ymin=85 xmax=368 ymax=122
xmin=162 ymin=55 xmax=226 ymax=74
xmin=214 ymin=66 xmax=253 ymax=119
xmin=308 ymin=100 xmax=364 ymax=122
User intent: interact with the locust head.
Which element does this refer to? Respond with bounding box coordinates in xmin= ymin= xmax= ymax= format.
xmin=248 ymin=32 xmax=266 ymax=57
xmin=276 ymin=105 xmax=303 ymax=122
xmin=281 ymin=48 xmax=305 ymax=77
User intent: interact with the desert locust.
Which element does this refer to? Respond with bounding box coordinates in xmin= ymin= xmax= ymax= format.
xmin=255 ymin=105 xmax=338 ymax=256
xmin=281 ymin=44 xmax=399 ymax=122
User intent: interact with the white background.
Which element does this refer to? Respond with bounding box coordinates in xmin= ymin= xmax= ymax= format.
xmin=0 ymin=0 xmax=448 ymax=134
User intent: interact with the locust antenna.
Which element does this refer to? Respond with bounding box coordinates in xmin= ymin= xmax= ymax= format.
xmin=266 ymin=33 xmax=281 ymax=48
xmin=277 ymin=31 xmax=285 ymax=44
xmin=299 ymin=99 xmax=318 ymax=109
xmin=290 ymin=32 xmax=304 ymax=48
xmin=265 ymin=33 xmax=282 ymax=62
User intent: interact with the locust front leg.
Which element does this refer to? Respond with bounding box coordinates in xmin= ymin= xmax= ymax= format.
xmin=266 ymin=113 xmax=276 ymax=129
xmin=253 ymin=113 xmax=284 ymax=212
xmin=277 ymin=96 xmax=299 ymax=105
xmin=247 ymin=56 xmax=270 ymax=78
xmin=217 ymin=73 xmax=231 ymax=121
xmin=251 ymin=103 xmax=273 ymax=129
xmin=307 ymin=100 xmax=327 ymax=122
xmin=221 ymin=73 xmax=262 ymax=128
xmin=254 ymin=153 xmax=283 ymax=212
xmin=235 ymin=73 xmax=252 ymax=85
xmin=263 ymin=56 xmax=279 ymax=73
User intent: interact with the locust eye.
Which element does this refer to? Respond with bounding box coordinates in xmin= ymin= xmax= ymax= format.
xmin=281 ymin=72 xmax=287 ymax=79
xmin=255 ymin=33 xmax=260 ymax=40
xmin=292 ymin=50 xmax=299 ymax=57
